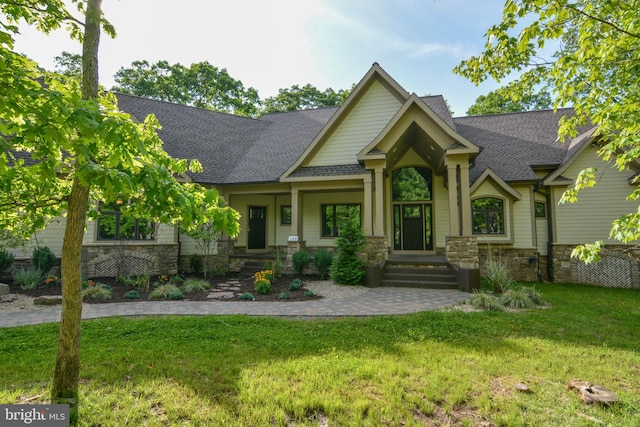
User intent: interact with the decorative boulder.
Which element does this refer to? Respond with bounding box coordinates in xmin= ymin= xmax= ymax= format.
xmin=34 ymin=295 xmax=63 ymax=306
xmin=0 ymin=283 xmax=9 ymax=295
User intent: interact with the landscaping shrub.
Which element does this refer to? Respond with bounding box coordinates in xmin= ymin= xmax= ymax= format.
xmin=149 ymin=284 xmax=184 ymax=300
xmin=124 ymin=290 xmax=140 ymax=299
xmin=181 ymin=278 xmax=211 ymax=292
xmin=0 ymin=249 xmax=15 ymax=276
xmin=292 ymin=250 xmax=310 ymax=275
xmin=289 ymin=278 xmax=303 ymax=291
xmin=329 ymin=220 xmax=365 ymax=285
xmin=272 ymin=250 xmax=283 ymax=278
xmin=31 ymin=246 xmax=56 ymax=276
xmin=500 ymin=288 xmax=535 ymax=309
xmin=252 ymin=270 xmax=273 ymax=294
xmin=484 ymin=260 xmax=514 ymax=293
xmin=116 ymin=276 xmax=135 ymax=286
xmin=254 ymin=278 xmax=271 ymax=295
xmin=133 ymin=273 xmax=151 ymax=292
xmin=522 ymin=285 xmax=545 ymax=305
xmin=237 ymin=292 xmax=255 ymax=301
xmin=468 ymin=291 xmax=503 ymax=311
xmin=313 ymin=250 xmax=333 ymax=279
xmin=12 ymin=268 xmax=42 ymax=290
xmin=82 ymin=283 xmax=113 ymax=301
xmin=277 ymin=292 xmax=290 ymax=300
xmin=304 ymin=290 xmax=315 ymax=297
xmin=43 ymin=275 xmax=58 ymax=286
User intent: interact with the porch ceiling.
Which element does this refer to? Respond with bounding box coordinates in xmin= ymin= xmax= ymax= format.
xmin=377 ymin=122 xmax=446 ymax=174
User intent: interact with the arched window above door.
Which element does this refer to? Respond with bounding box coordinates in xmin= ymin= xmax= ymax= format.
xmin=392 ymin=167 xmax=433 ymax=201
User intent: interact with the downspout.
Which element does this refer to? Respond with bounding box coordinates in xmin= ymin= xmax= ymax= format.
xmin=534 ymin=184 xmax=554 ymax=282
xmin=545 ymin=189 xmax=553 ymax=281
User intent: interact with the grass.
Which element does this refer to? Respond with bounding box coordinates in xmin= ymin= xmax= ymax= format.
xmin=0 ymin=283 xmax=639 ymax=426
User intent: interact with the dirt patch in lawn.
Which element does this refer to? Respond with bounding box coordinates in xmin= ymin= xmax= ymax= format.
xmin=5 ymin=273 xmax=323 ymax=304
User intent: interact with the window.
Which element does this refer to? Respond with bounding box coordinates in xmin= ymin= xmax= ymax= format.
xmin=281 ymin=206 xmax=292 ymax=225
xmin=472 ymin=198 xmax=504 ymax=235
xmin=392 ymin=167 xmax=432 ymax=201
xmin=321 ymin=204 xmax=361 ymax=237
xmin=535 ymin=202 xmax=546 ymax=218
xmin=97 ymin=202 xmax=156 ymax=241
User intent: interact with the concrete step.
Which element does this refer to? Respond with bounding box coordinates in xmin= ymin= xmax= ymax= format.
xmin=380 ymin=261 xmax=458 ymax=289
xmin=382 ymin=272 xmax=456 ymax=282
xmin=379 ymin=279 xmax=458 ymax=289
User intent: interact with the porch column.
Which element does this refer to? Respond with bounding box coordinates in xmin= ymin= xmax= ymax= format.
xmin=459 ymin=161 xmax=472 ymax=236
xmin=374 ymin=167 xmax=385 ymax=236
xmin=446 ymin=161 xmax=460 ymax=236
xmin=363 ymin=173 xmax=373 ymax=236
xmin=290 ymin=187 xmax=303 ymax=240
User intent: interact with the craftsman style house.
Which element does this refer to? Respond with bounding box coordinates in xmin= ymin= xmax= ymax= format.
xmin=11 ymin=64 xmax=639 ymax=288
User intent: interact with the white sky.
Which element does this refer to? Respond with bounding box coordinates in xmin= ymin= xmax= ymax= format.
xmin=12 ymin=0 xmax=508 ymax=115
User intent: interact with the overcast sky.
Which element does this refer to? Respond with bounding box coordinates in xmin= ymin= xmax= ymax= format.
xmin=13 ymin=0 xmax=508 ymax=116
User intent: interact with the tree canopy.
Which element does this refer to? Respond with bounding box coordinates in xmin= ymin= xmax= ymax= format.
xmin=1 ymin=0 xmax=239 ymax=408
xmin=455 ymin=0 xmax=640 ymax=261
xmin=466 ymin=88 xmax=552 ymax=116
xmin=262 ymin=83 xmax=352 ymax=114
xmin=113 ymin=59 xmax=260 ymax=117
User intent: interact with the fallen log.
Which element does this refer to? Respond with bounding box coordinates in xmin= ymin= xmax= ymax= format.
xmin=567 ymin=379 xmax=619 ymax=406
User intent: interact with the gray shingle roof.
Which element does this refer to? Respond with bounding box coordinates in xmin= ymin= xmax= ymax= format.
xmin=288 ymin=164 xmax=368 ymax=178
xmin=453 ymin=109 xmax=592 ymax=182
xmin=224 ymin=107 xmax=339 ymax=184
xmin=115 ymin=93 xmax=593 ymax=186
xmin=420 ymin=95 xmax=456 ymax=130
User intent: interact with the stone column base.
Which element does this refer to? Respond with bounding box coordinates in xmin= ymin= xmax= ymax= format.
xmin=445 ymin=236 xmax=479 ymax=269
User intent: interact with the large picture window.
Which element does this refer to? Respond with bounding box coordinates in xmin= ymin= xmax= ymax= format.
xmin=472 ymin=198 xmax=504 ymax=235
xmin=321 ymin=204 xmax=361 ymax=237
xmin=97 ymin=202 xmax=156 ymax=241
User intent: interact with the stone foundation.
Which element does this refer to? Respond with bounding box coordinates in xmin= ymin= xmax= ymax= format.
xmin=478 ymin=245 xmax=539 ymax=282
xmin=82 ymin=243 xmax=178 ymax=277
xmin=552 ymin=244 xmax=640 ymax=288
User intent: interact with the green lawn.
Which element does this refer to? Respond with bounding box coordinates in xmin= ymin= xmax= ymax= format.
xmin=1 ymin=283 xmax=639 ymax=426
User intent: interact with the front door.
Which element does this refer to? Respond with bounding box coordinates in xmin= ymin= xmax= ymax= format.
xmin=247 ymin=206 xmax=267 ymax=250
xmin=392 ymin=166 xmax=434 ymax=252
xmin=394 ymin=204 xmax=433 ymax=251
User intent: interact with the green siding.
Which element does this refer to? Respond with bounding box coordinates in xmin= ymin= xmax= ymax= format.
xmin=554 ymin=147 xmax=638 ymax=244
xmin=307 ymin=80 xmax=402 ymax=167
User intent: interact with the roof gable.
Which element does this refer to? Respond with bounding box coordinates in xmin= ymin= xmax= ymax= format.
xmin=470 ymin=168 xmax=523 ymax=201
xmin=543 ymin=127 xmax=598 ymax=186
xmin=357 ymin=94 xmax=478 ymax=172
xmin=282 ymin=63 xmax=409 ymax=179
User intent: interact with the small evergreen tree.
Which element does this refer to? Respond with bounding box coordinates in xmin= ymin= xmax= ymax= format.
xmin=329 ymin=220 xmax=365 ymax=285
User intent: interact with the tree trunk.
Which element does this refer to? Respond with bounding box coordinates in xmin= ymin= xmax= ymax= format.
xmin=51 ymin=179 xmax=89 ymax=405
xmin=51 ymin=0 xmax=102 ymax=409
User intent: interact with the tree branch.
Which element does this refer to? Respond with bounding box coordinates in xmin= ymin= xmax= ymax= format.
xmin=0 ymin=0 xmax=85 ymax=27
xmin=561 ymin=1 xmax=640 ymax=39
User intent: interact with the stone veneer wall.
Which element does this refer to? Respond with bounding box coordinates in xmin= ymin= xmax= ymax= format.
xmin=477 ymin=245 xmax=539 ymax=282
xmin=363 ymin=236 xmax=388 ymax=263
xmin=82 ymin=243 xmax=178 ymax=277
xmin=445 ymin=236 xmax=479 ymax=269
xmin=178 ymin=238 xmax=234 ymax=274
xmin=552 ymin=244 xmax=640 ymax=288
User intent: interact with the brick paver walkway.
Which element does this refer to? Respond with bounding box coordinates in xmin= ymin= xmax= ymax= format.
xmin=0 ymin=287 xmax=469 ymax=328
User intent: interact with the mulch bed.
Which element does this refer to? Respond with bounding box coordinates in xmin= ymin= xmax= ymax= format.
xmin=6 ymin=273 xmax=323 ymax=303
